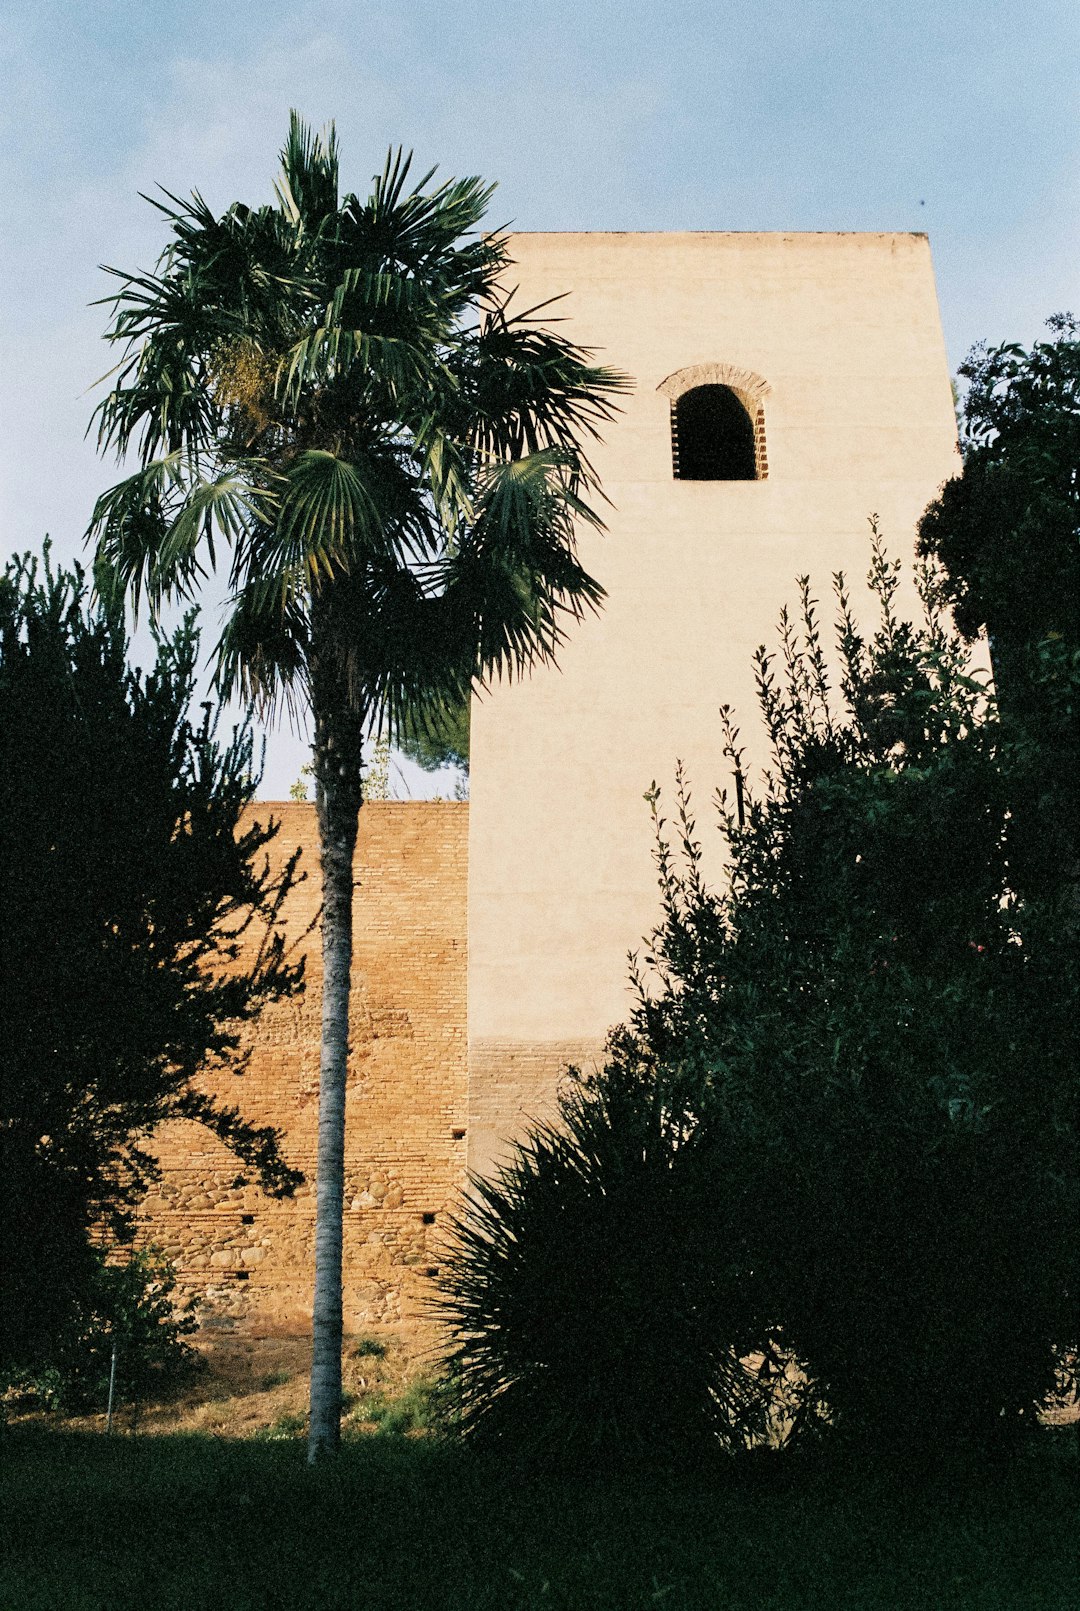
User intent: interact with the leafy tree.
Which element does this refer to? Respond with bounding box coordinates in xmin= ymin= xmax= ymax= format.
xmin=919 ymin=314 xmax=1078 ymax=678
xmin=398 ymin=692 xmax=470 ymax=775
xmin=632 ymin=536 xmax=1077 ymax=1460
xmin=0 ymin=548 xmax=302 ymax=1384
xmin=918 ymin=313 xmax=1079 ymax=906
xmin=88 ymin=114 xmax=627 ymax=1458
xmin=442 ymin=532 xmax=1078 ymax=1468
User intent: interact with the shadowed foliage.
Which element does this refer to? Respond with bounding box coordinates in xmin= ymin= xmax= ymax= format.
xmin=629 ymin=533 xmax=1078 ymax=1460
xmin=918 ymin=315 xmax=1080 ymax=889
xmin=0 ymin=548 xmax=302 ymax=1382
xmin=398 ymin=691 xmax=470 ymax=774
xmin=438 ymin=1053 xmax=775 ymax=1472
xmin=440 ymin=528 xmax=1078 ymax=1469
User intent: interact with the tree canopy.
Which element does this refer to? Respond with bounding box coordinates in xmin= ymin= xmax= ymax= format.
xmin=442 ymin=528 xmax=1078 ymax=1466
xmin=919 ymin=313 xmax=1079 ymax=897
xmin=918 ymin=315 xmax=1078 ymax=697
xmin=0 ymin=548 xmax=302 ymax=1378
xmin=398 ymin=693 xmax=470 ymax=774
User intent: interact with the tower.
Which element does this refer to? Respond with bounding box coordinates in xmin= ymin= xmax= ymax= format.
xmin=466 ymin=232 xmax=959 ymax=1174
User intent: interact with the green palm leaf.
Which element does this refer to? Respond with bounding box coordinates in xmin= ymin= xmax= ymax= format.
xmin=276 ymin=450 xmax=386 ymax=571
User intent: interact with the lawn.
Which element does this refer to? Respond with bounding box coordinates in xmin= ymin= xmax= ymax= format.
xmin=2 ymin=1426 xmax=1076 ymax=1610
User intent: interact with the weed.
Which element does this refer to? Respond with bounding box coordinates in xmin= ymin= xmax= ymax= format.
xmin=349 ymin=1379 xmax=438 ymax=1437
xmin=254 ymin=1411 xmax=306 ymax=1441
xmin=353 ymin=1336 xmax=387 ymax=1359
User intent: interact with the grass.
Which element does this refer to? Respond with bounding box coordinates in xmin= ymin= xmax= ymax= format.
xmin=1 ymin=1425 xmax=1076 ymax=1610
xmin=348 ymin=1378 xmax=440 ymax=1436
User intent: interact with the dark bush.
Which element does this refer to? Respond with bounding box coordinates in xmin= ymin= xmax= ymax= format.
xmin=631 ymin=537 xmax=1078 ymax=1462
xmin=440 ymin=525 xmax=1077 ymax=1471
xmin=0 ymin=546 xmax=303 ymax=1381
xmin=438 ymin=1051 xmax=776 ymax=1472
xmin=5 ymin=1248 xmax=199 ymax=1416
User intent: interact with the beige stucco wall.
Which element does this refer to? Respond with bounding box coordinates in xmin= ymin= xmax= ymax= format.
xmin=468 ymin=232 xmax=959 ymax=1173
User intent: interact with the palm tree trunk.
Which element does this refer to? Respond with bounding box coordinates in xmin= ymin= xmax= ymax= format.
xmin=307 ymin=596 xmax=365 ymax=1463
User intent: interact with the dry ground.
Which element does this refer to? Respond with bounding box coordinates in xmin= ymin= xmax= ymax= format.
xmin=22 ymin=1327 xmax=441 ymax=1441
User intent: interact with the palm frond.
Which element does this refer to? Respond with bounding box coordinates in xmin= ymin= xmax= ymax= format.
xmin=90 ymin=452 xmax=188 ymax=611
xmin=156 ymin=470 xmax=271 ymax=583
xmin=275 ymin=110 xmax=340 ymax=229
xmin=215 ymin=579 xmax=310 ymax=717
xmin=278 ymin=322 xmax=439 ymax=409
xmin=90 ymin=454 xmax=271 ymax=613
xmin=411 ymin=417 xmax=476 ymax=542
xmin=449 ymin=297 xmax=629 ymax=493
xmin=303 ymin=561 xmax=470 ymax=736
xmin=441 ymin=450 xmax=607 ymax=686
xmin=275 ymin=450 xmax=387 ymax=573
xmin=342 ymin=156 xmax=502 ymax=308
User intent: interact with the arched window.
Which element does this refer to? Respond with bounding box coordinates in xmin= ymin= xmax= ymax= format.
xmin=658 ymin=363 xmax=770 ymax=482
xmin=673 ymin=385 xmax=756 ymax=480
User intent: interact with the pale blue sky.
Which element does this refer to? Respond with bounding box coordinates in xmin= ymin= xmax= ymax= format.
xmin=2 ymin=0 xmax=1077 ymax=794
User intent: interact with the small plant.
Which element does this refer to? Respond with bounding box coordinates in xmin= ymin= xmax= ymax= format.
xmin=256 ymin=1410 xmax=307 ymax=1441
xmin=257 ymin=1369 xmax=291 ymax=1392
xmin=349 ymin=1380 xmax=440 ymax=1437
xmin=353 ymin=1336 xmax=387 ymax=1360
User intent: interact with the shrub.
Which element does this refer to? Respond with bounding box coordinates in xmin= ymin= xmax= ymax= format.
xmin=631 ymin=538 xmax=1078 ymax=1461
xmin=353 ymin=1336 xmax=387 ymax=1360
xmin=4 ymin=1248 xmax=199 ymax=1415
xmin=438 ymin=1054 xmax=774 ymax=1472
xmin=440 ymin=530 xmax=1077 ymax=1470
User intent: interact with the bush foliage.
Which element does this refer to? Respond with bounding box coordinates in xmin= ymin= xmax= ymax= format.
xmin=5 ymin=1249 xmax=199 ymax=1416
xmin=0 ymin=548 xmax=304 ymax=1381
xmin=439 ymin=1054 xmax=773 ymax=1470
xmin=440 ymin=528 xmax=1078 ymax=1467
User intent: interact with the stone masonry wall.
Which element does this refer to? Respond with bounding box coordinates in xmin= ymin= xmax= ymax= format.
xmin=137 ymin=801 xmax=469 ymax=1344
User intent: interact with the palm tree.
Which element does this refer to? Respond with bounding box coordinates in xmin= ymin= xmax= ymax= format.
xmin=89 ymin=114 xmax=627 ymax=1460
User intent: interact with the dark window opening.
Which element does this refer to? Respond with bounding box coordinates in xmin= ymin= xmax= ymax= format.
xmin=241 ymin=1213 xmax=255 ymax=1224
xmin=422 ymin=1212 xmax=436 ymax=1225
xmin=673 ymin=384 xmax=757 ymax=481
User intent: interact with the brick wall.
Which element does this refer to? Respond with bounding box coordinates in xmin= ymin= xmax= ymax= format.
xmin=138 ymin=801 xmax=469 ymax=1344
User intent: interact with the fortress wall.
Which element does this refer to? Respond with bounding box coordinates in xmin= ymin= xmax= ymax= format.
xmin=137 ymin=801 xmax=469 ymax=1342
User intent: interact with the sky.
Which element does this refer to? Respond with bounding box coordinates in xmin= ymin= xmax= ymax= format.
xmin=2 ymin=0 xmax=1077 ymax=797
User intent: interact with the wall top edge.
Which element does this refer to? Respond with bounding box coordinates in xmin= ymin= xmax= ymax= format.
xmin=505 ymin=230 xmax=931 ymax=244
xmin=248 ymin=799 xmax=470 ymax=811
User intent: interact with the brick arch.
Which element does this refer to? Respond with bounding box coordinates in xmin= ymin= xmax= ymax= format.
xmin=657 ymin=363 xmax=770 ymax=480
xmin=656 ymin=361 xmax=770 ymax=403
